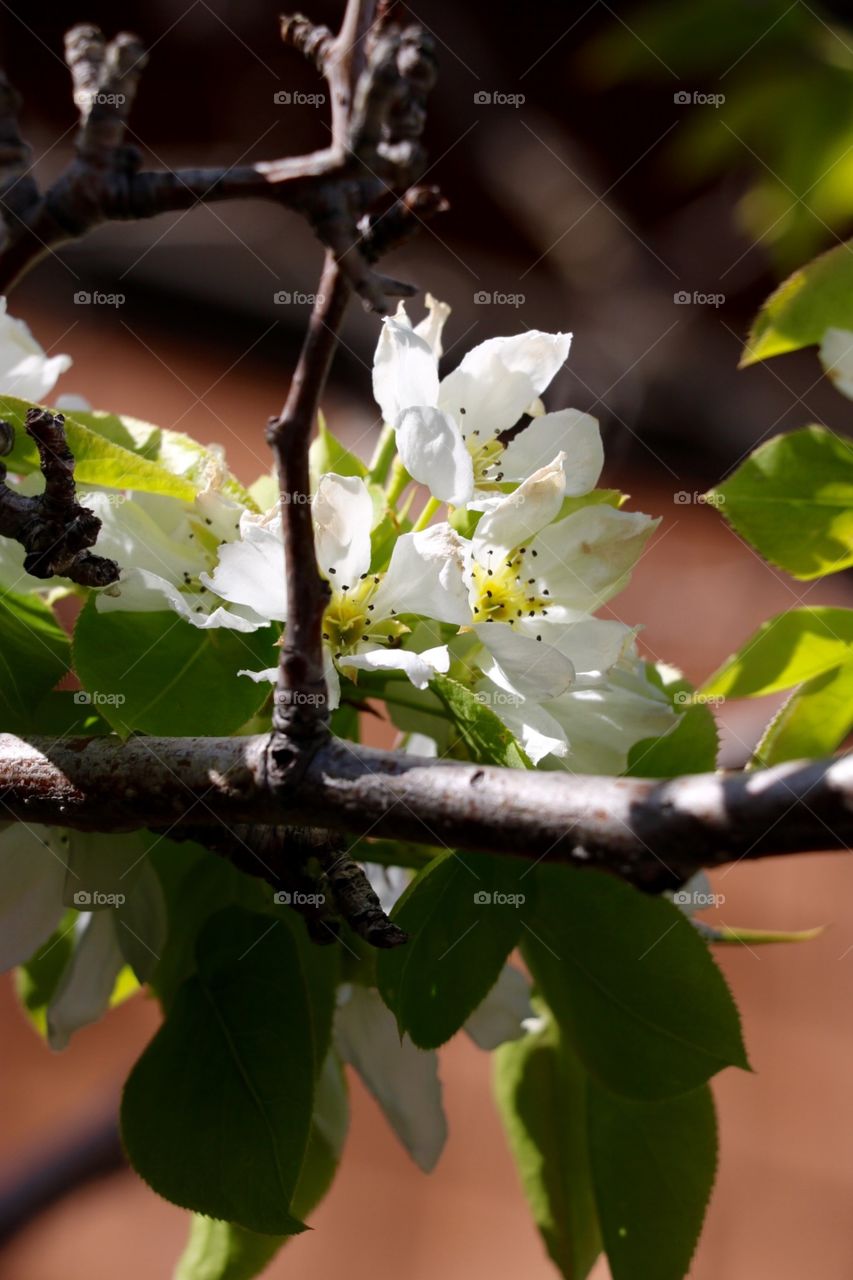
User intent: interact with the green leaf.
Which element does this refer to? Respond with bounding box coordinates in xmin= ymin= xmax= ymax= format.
xmin=377 ymin=850 xmax=524 ymax=1048
xmin=521 ymin=867 xmax=749 ymax=1099
xmin=0 ymin=396 xmax=198 ymax=500
xmin=175 ymin=1054 xmax=349 ymax=1280
xmin=309 ymin=417 xmax=367 ymax=482
xmin=743 ymin=237 xmax=853 ymax=365
xmin=73 ymin=600 xmax=276 ymax=736
xmin=121 ymin=906 xmax=314 ymax=1235
xmin=430 ymin=673 xmax=532 ymax=768
xmin=753 ymin=656 xmax=853 ymax=765
xmin=710 ymin=427 xmax=853 ymax=579
xmin=15 ymin=910 xmax=76 ymax=1037
xmin=587 ymin=1079 xmax=717 ymax=1280
xmin=0 ymin=589 xmax=69 ymax=732
xmin=627 ymin=665 xmax=718 ymax=778
xmin=494 ymin=1017 xmax=601 ymax=1280
xmin=695 ymin=921 xmax=823 ymax=945
xmin=701 ymin=606 xmax=853 ymax=699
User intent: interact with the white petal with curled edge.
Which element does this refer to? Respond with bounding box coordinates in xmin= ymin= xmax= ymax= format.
xmin=501 ymin=409 xmax=603 ymax=494
xmin=313 ymin=473 xmax=373 ymax=586
xmin=343 ymin=643 xmax=450 ymax=689
xmin=99 ymin=567 xmax=270 ymax=632
xmin=0 ymin=298 xmax=72 ymax=401
xmin=413 ymin=294 xmax=452 ymax=358
xmin=47 ymin=911 xmax=125 ymax=1050
xmin=474 ymin=454 xmax=567 ymax=555
xmin=334 ymin=984 xmax=447 ymax=1173
xmin=819 ymin=327 xmax=853 ymax=399
xmin=545 ymin=669 xmax=676 ymax=775
xmin=480 ymin=685 xmax=568 ymax=764
xmin=372 ymin=315 xmax=439 ymax=424
xmin=474 ymin=622 xmax=575 ymax=700
xmin=533 ymin=505 xmax=658 ymax=612
xmin=464 ymin=964 xmax=533 ymax=1049
xmin=373 ymin=523 xmax=470 ymax=626
xmin=438 ymin=330 xmax=571 ymax=441
xmin=205 ymin=513 xmax=287 ymax=622
xmin=84 ymin=491 xmax=206 ymax=584
xmin=515 ymin=612 xmax=635 ymax=677
xmin=396 ymin=405 xmax=474 ymax=506
xmin=0 ymin=825 xmax=68 ymax=973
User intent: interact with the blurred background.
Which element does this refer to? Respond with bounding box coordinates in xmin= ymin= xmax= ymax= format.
xmin=2 ymin=0 xmax=853 ymax=1275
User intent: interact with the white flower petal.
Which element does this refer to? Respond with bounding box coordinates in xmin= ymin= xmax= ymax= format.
xmin=545 ymin=668 xmax=676 ymax=775
xmin=334 ymin=985 xmax=447 ymax=1172
xmin=313 ymin=473 xmax=373 ymax=586
xmin=533 ymin=505 xmax=658 ymax=612
xmin=480 ymin=687 xmax=568 ymax=764
xmin=47 ymin=910 xmax=125 ymax=1050
xmin=516 ymin=613 xmax=635 ymax=677
xmin=438 ymin=330 xmax=571 ymax=441
xmin=373 ymin=523 xmax=469 ymax=626
xmin=205 ymin=515 xmax=287 ymax=623
xmin=84 ymin=492 xmax=206 ymax=584
xmin=500 ymin=409 xmax=603 ymax=495
xmin=413 ymin=294 xmax=452 ymax=359
xmin=464 ymin=964 xmax=533 ymax=1050
xmin=396 ymin=405 xmax=474 ymax=506
xmin=372 ymin=316 xmax=439 ymax=424
xmin=98 ymin=567 xmax=269 ymax=631
xmin=474 ymin=623 xmax=575 ymax=699
xmin=343 ymin=643 xmax=450 ymax=689
xmin=0 ymin=299 xmax=72 ymax=402
xmin=820 ymin=327 xmax=853 ymax=399
xmin=0 ymin=825 xmax=68 ymax=973
xmin=363 ymin=863 xmax=412 ymax=916
xmin=474 ymin=454 xmax=567 ymax=554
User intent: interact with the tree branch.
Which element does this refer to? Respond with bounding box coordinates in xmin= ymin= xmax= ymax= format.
xmin=1 ymin=733 xmax=850 ymax=891
xmin=0 ymin=409 xmax=119 ymax=586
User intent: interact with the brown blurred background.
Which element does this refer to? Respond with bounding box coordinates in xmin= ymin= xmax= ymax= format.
xmin=2 ymin=0 xmax=853 ymax=1275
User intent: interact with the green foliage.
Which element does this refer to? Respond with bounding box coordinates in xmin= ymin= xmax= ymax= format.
xmin=494 ymin=1017 xmax=601 ymax=1280
xmin=710 ymin=428 xmax=853 ymax=579
xmin=521 ymin=867 xmax=749 ymax=1100
xmin=73 ymin=601 xmax=276 ymax=736
xmin=121 ymin=907 xmax=315 ymax=1235
xmin=744 ymin=238 xmax=853 ymax=364
xmin=309 ymin=417 xmax=368 ymax=481
xmin=15 ymin=910 xmax=76 ymax=1036
xmin=701 ymin=607 xmax=853 ymax=699
xmin=0 ymin=590 xmax=69 ymax=732
xmin=587 ymin=1078 xmax=717 ymax=1280
xmin=627 ymin=666 xmax=718 ymax=777
xmin=430 ymin=673 xmax=532 ymax=768
xmin=753 ymin=657 xmax=853 ymax=766
xmin=377 ymin=850 xmax=524 ymax=1048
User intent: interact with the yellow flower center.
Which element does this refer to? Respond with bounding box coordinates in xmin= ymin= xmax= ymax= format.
xmin=468 ymin=435 xmax=506 ymax=489
xmin=321 ymin=572 xmax=405 ymax=660
xmin=470 ymin=546 xmax=549 ymax=627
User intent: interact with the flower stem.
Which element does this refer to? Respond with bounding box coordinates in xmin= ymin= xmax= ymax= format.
xmin=411 ymin=495 xmax=441 ymax=532
xmin=385 ymin=458 xmax=411 ymax=506
xmin=367 ymin=421 xmax=397 ymax=484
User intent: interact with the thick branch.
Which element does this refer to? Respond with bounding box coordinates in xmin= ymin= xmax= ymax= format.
xmin=0 ymin=409 xmax=119 ymax=586
xmin=1 ymin=733 xmax=851 ymax=891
